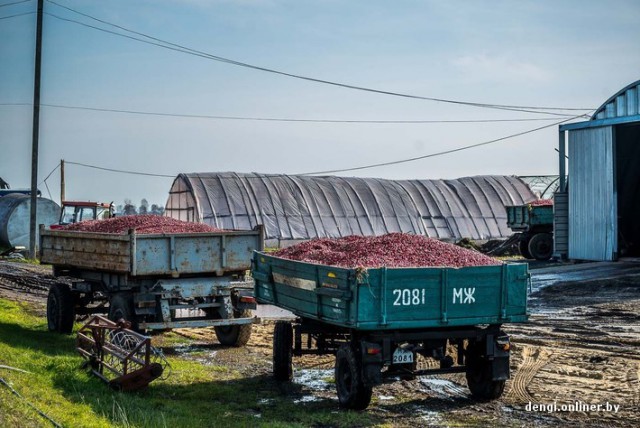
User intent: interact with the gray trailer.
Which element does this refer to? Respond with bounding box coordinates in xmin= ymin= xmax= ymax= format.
xmin=40 ymin=225 xmax=263 ymax=346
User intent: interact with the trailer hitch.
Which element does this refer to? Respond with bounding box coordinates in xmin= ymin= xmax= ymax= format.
xmin=76 ymin=316 xmax=169 ymax=391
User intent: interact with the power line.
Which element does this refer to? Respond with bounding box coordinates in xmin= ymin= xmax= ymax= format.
xmin=63 ymin=115 xmax=579 ymax=179
xmin=300 ymin=115 xmax=581 ymax=175
xmin=39 ymin=162 xmax=59 ymax=185
xmin=66 ymin=161 xmax=176 ymax=178
xmin=0 ymin=10 xmax=32 ymax=19
xmin=0 ymin=0 xmax=31 ymax=8
xmin=0 ymin=102 xmax=571 ymax=124
xmin=44 ymin=2 xmax=593 ymax=116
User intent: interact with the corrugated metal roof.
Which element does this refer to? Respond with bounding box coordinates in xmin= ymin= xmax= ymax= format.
xmin=592 ymin=80 xmax=640 ymax=120
xmin=165 ymin=173 xmax=536 ymax=245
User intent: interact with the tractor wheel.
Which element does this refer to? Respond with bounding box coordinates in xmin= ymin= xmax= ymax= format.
xmin=465 ymin=342 xmax=506 ymax=400
xmin=528 ymin=233 xmax=553 ymax=261
xmin=518 ymin=238 xmax=532 ymax=259
xmin=214 ymin=310 xmax=252 ymax=347
xmin=335 ymin=343 xmax=372 ymax=410
xmin=47 ymin=283 xmax=75 ymax=334
xmin=273 ymin=321 xmax=293 ymax=381
xmin=108 ymin=293 xmax=138 ymax=331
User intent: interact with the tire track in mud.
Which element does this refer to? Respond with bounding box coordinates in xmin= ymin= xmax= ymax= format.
xmin=507 ymin=345 xmax=551 ymax=404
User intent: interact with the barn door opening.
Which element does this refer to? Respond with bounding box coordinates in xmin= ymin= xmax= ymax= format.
xmin=615 ymin=124 xmax=640 ymax=256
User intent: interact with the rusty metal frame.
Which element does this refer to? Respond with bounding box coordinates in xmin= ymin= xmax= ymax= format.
xmin=76 ymin=316 xmax=165 ymax=391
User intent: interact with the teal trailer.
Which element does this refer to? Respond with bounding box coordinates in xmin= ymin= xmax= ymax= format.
xmin=253 ymin=252 xmax=529 ymax=409
xmin=505 ymin=204 xmax=554 ymax=260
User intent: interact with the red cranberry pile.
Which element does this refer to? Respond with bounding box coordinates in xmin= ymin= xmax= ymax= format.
xmin=60 ymin=215 xmax=222 ymax=234
xmin=273 ymin=233 xmax=501 ymax=269
xmin=528 ymin=199 xmax=553 ymax=206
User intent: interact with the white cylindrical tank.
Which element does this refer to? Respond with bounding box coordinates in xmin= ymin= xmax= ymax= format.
xmin=0 ymin=194 xmax=61 ymax=249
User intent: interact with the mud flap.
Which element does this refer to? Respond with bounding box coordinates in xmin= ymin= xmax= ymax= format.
xmin=490 ymin=334 xmax=511 ymax=381
xmin=360 ymin=341 xmax=383 ymax=386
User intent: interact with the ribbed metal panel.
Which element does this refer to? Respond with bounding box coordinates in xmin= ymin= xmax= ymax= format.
xmin=552 ymin=191 xmax=568 ymax=259
xmin=594 ymin=80 xmax=640 ymax=120
xmin=568 ymin=127 xmax=617 ymax=261
xmin=165 ymin=174 xmax=536 ymax=245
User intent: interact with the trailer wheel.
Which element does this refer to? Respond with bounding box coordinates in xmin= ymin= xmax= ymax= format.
xmin=273 ymin=321 xmax=293 ymax=381
xmin=108 ymin=293 xmax=138 ymax=331
xmin=214 ymin=310 xmax=252 ymax=347
xmin=335 ymin=344 xmax=372 ymax=410
xmin=528 ymin=233 xmax=553 ymax=261
xmin=47 ymin=283 xmax=75 ymax=334
xmin=465 ymin=343 xmax=506 ymax=400
xmin=518 ymin=238 xmax=532 ymax=259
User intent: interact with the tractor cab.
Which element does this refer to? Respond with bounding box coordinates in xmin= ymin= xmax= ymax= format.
xmin=52 ymin=201 xmax=114 ymax=228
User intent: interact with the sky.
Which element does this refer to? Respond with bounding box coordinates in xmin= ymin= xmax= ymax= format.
xmin=1 ymin=0 xmax=639 ymax=209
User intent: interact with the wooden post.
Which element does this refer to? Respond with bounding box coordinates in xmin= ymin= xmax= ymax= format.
xmin=60 ymin=159 xmax=65 ymax=202
xmin=29 ymin=0 xmax=44 ymax=259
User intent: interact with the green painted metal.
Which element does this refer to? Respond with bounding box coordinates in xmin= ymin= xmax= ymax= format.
xmin=505 ymin=204 xmax=553 ymax=232
xmin=253 ymin=252 xmax=529 ymax=330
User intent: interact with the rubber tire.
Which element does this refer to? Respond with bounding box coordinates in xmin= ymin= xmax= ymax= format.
xmin=518 ymin=238 xmax=532 ymax=259
xmin=465 ymin=342 xmax=506 ymax=400
xmin=273 ymin=321 xmax=293 ymax=381
xmin=214 ymin=310 xmax=252 ymax=347
xmin=528 ymin=233 xmax=553 ymax=261
xmin=47 ymin=283 xmax=75 ymax=334
xmin=108 ymin=293 xmax=138 ymax=331
xmin=335 ymin=343 xmax=373 ymax=410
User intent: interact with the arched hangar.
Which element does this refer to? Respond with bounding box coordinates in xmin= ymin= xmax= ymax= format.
xmin=165 ymin=173 xmax=535 ymax=247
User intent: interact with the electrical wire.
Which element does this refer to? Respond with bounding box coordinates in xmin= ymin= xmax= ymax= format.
xmin=65 ymin=161 xmax=175 ymax=178
xmin=0 ymin=102 xmax=571 ymax=124
xmin=62 ymin=115 xmax=581 ymax=179
xmin=39 ymin=162 xmax=60 ymax=185
xmin=44 ymin=1 xmax=593 ymax=116
xmin=299 ymin=115 xmax=581 ymax=175
xmin=0 ymin=0 xmax=31 ymax=8
xmin=0 ymin=10 xmax=32 ymax=19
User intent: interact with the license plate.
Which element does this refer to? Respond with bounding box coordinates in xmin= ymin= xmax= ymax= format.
xmin=392 ymin=348 xmax=414 ymax=364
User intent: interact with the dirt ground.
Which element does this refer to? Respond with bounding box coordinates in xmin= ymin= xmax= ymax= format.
xmin=0 ymin=260 xmax=638 ymax=427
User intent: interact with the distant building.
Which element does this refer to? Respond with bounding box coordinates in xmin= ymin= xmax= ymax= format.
xmin=554 ymin=79 xmax=640 ymax=261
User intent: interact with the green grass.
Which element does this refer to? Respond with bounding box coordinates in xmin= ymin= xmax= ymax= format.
xmin=0 ymin=299 xmax=379 ymax=428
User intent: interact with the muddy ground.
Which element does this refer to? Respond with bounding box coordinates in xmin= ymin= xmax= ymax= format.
xmin=0 ymin=260 xmax=638 ymax=427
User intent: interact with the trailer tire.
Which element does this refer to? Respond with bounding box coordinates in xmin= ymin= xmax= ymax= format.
xmin=528 ymin=233 xmax=553 ymax=261
xmin=335 ymin=344 xmax=372 ymax=410
xmin=466 ymin=342 xmax=506 ymax=400
xmin=47 ymin=283 xmax=75 ymax=334
xmin=108 ymin=293 xmax=138 ymax=331
xmin=273 ymin=321 xmax=293 ymax=381
xmin=518 ymin=238 xmax=532 ymax=259
xmin=214 ymin=310 xmax=252 ymax=347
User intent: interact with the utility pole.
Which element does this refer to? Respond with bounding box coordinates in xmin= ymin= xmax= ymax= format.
xmin=60 ymin=159 xmax=65 ymax=202
xmin=29 ymin=0 xmax=44 ymax=259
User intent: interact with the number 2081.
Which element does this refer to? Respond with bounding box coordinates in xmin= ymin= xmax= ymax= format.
xmin=392 ymin=288 xmax=426 ymax=306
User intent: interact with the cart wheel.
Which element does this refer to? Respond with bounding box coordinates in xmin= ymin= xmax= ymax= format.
xmin=214 ymin=310 xmax=252 ymax=347
xmin=273 ymin=321 xmax=293 ymax=381
xmin=528 ymin=233 xmax=553 ymax=261
xmin=335 ymin=343 xmax=372 ymax=410
xmin=47 ymin=283 xmax=75 ymax=334
xmin=465 ymin=342 xmax=506 ymax=400
xmin=518 ymin=238 xmax=532 ymax=259
xmin=108 ymin=293 xmax=138 ymax=331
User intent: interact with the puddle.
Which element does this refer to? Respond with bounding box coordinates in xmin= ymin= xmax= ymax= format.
xmin=294 ymin=369 xmax=334 ymax=391
xmin=419 ymin=378 xmax=468 ymax=398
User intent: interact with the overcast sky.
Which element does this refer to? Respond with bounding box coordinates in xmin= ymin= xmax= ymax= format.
xmin=1 ymin=0 xmax=639 ymax=208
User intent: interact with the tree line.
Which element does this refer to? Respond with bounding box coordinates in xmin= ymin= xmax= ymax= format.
xmin=117 ymin=199 xmax=165 ymax=216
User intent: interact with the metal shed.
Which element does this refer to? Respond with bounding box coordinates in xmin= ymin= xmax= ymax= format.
xmin=165 ymin=173 xmax=535 ymax=247
xmin=555 ymin=79 xmax=640 ymax=261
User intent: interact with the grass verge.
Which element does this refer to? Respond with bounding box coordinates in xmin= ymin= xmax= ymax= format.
xmin=0 ymin=298 xmax=378 ymax=427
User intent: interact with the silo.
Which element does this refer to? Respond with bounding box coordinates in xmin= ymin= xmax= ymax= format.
xmin=0 ymin=194 xmax=60 ymax=249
